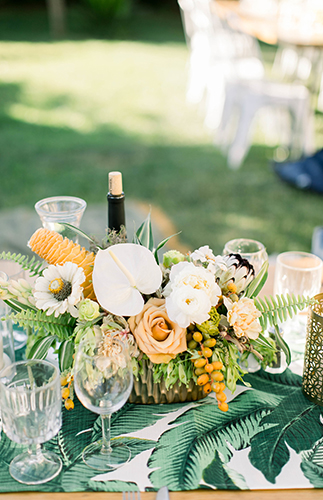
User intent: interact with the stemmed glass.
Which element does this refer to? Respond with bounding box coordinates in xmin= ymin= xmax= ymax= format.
xmin=223 ymin=238 xmax=268 ymax=276
xmin=0 ymin=360 xmax=62 ymax=485
xmin=74 ymin=336 xmax=133 ymax=471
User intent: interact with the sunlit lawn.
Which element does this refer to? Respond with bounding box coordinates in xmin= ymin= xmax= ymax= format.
xmin=1 ymin=4 xmax=323 ymax=255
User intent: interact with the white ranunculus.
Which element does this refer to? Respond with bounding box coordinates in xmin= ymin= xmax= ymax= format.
xmin=166 ymin=285 xmax=211 ymax=328
xmin=166 ymin=261 xmax=221 ymax=306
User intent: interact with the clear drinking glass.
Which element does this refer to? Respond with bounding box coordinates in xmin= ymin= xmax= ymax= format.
xmin=35 ymin=196 xmax=87 ymax=241
xmin=0 ymin=360 xmax=62 ymax=484
xmin=273 ymin=251 xmax=323 ymax=359
xmin=0 ymin=264 xmax=30 ymax=351
xmin=223 ymin=238 xmax=268 ymax=276
xmin=274 ymin=251 xmax=323 ymax=298
xmin=74 ymin=336 xmax=133 ymax=471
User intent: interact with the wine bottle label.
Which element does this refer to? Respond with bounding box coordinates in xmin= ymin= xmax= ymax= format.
xmin=109 ymin=171 xmax=123 ymax=196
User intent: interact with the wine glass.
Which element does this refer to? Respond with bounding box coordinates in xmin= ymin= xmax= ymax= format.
xmin=223 ymin=238 xmax=268 ymax=276
xmin=34 ymin=196 xmax=87 ymax=242
xmin=0 ymin=360 xmax=62 ymax=485
xmin=74 ymin=336 xmax=133 ymax=471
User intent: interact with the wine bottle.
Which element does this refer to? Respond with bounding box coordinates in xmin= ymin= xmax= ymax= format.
xmin=107 ymin=171 xmax=126 ymax=234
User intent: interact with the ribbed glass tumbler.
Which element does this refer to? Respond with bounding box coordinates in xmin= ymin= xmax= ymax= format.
xmin=0 ymin=360 xmax=62 ymax=484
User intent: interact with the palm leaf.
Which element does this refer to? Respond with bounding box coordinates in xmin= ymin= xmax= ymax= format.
xmin=249 ymin=389 xmax=322 ymax=483
xmin=202 ymin=452 xmax=246 ymax=490
xmin=301 ymin=438 xmax=323 ymax=487
xmin=148 ymin=390 xmax=282 ymax=490
xmin=0 ymin=251 xmax=43 ymax=277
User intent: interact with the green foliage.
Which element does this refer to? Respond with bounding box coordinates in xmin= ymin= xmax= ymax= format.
xmin=59 ymin=340 xmax=75 ymax=372
xmin=81 ymin=0 xmax=131 ymax=19
xmin=0 ymin=251 xmax=43 ymax=277
xmin=134 ymin=212 xmax=180 ymax=264
xmin=254 ymin=294 xmax=315 ymax=331
xmin=244 ymin=260 xmax=269 ymax=298
xmin=8 ymin=309 xmax=76 ymax=340
xmin=27 ymin=335 xmax=57 ymax=360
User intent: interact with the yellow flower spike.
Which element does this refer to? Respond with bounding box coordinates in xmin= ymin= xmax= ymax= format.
xmin=28 ymin=228 xmax=96 ymax=299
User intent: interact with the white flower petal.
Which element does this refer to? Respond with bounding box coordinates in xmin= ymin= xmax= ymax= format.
xmin=93 ymin=243 xmax=162 ymax=316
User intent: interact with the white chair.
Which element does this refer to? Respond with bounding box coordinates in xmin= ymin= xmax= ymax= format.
xmin=178 ymin=0 xmax=315 ymax=168
xmin=217 ymin=79 xmax=314 ymax=169
xmin=177 ymin=0 xmax=264 ymax=113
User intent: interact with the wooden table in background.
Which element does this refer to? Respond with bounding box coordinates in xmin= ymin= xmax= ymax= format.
xmin=214 ymin=0 xmax=323 ymax=47
xmin=4 ymin=489 xmax=323 ymax=500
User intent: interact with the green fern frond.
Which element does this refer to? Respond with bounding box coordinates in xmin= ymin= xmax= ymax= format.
xmin=0 ymin=251 xmax=43 ymax=277
xmin=255 ymin=294 xmax=315 ymax=331
xmin=8 ymin=309 xmax=75 ymax=341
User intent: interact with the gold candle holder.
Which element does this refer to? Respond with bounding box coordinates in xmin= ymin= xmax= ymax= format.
xmin=302 ymin=293 xmax=323 ymax=405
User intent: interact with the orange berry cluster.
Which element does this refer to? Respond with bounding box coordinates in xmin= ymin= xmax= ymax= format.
xmin=61 ymin=374 xmax=74 ymax=411
xmin=189 ymin=331 xmax=229 ymax=412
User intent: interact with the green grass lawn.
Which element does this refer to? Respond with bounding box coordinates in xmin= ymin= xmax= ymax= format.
xmin=1 ymin=3 xmax=323 ymax=256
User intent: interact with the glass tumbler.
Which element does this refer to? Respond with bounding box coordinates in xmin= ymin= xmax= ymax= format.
xmin=0 ymin=264 xmax=30 ymax=351
xmin=0 ymin=360 xmax=62 ymax=484
xmin=35 ymin=196 xmax=87 ymax=241
xmin=273 ymin=251 xmax=323 ymax=358
xmin=223 ymin=238 xmax=268 ymax=276
xmin=0 ymin=271 xmax=15 ymax=369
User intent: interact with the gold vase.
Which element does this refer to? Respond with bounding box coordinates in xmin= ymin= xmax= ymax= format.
xmin=129 ymin=359 xmax=207 ymax=404
xmin=302 ymin=293 xmax=323 ymax=406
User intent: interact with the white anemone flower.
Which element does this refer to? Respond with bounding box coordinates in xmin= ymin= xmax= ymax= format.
xmin=166 ymin=286 xmax=211 ymax=328
xmin=92 ymin=243 xmax=162 ymax=317
xmin=190 ymin=245 xmax=217 ymax=264
xmin=33 ymin=262 xmax=85 ymax=317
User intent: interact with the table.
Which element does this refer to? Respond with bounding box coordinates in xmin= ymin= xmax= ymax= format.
xmin=1 ymin=265 xmax=322 ymax=499
xmin=214 ymin=1 xmax=323 ymax=104
xmin=214 ymin=1 xmax=323 ymax=47
xmin=2 ymin=366 xmax=323 ymax=498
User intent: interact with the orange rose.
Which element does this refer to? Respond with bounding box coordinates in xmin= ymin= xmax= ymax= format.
xmin=128 ymin=298 xmax=187 ymax=364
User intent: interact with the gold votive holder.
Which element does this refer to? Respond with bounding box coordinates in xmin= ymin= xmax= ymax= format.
xmin=302 ymin=293 xmax=323 ymax=406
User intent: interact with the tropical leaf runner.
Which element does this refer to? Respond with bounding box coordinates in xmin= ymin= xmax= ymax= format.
xmin=0 ymin=370 xmax=323 ymax=493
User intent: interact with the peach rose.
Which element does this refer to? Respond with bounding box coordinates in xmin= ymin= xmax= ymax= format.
xmin=227 ymin=297 xmax=262 ymax=340
xmin=128 ymin=298 xmax=187 ymax=364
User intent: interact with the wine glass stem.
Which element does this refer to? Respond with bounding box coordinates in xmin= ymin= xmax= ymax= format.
xmin=101 ymin=414 xmax=112 ymax=454
xmin=28 ymin=443 xmax=42 ymax=460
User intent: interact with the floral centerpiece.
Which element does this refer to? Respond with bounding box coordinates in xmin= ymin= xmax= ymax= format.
xmin=0 ymin=215 xmax=313 ymax=412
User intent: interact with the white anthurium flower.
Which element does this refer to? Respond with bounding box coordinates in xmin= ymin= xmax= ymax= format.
xmin=166 ymin=285 xmax=211 ymax=328
xmin=33 ymin=262 xmax=85 ymax=317
xmin=92 ymin=243 xmax=162 ymax=317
